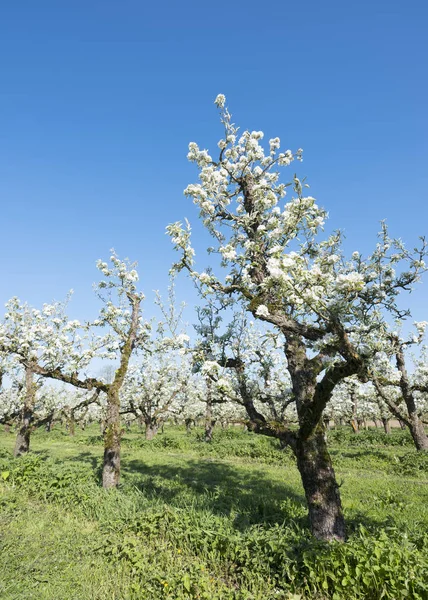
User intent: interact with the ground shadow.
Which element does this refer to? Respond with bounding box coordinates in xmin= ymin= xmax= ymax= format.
xmin=59 ymin=444 xmax=399 ymax=534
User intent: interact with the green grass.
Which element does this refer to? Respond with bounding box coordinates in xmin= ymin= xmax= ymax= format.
xmin=1 ymin=424 xmax=427 ymax=599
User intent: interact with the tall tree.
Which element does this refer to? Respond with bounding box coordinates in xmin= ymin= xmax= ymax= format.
xmin=167 ymin=94 xmax=427 ymax=540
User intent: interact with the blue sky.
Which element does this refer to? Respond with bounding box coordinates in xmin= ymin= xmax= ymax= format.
xmin=1 ymin=0 xmax=427 ymax=328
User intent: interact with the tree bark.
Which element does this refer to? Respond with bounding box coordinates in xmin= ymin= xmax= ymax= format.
xmin=14 ymin=364 xmax=36 ymax=457
xmin=145 ymin=422 xmax=158 ymax=440
xmin=350 ymin=419 xmax=359 ymax=433
xmin=204 ymin=378 xmax=215 ymax=442
xmin=185 ymin=417 xmax=193 ymax=434
xmin=395 ymin=346 xmax=428 ymax=451
xmin=295 ymin=426 xmax=345 ymax=541
xmin=285 ymin=335 xmax=348 ymax=542
xmin=382 ymin=417 xmax=391 ymax=434
xmin=67 ymin=414 xmax=76 ymax=436
xmin=408 ymin=416 xmax=428 ymax=451
xmin=102 ymin=390 xmax=121 ymax=488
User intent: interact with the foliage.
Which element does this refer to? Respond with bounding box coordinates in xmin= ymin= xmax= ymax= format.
xmin=327 ymin=427 xmax=414 ymax=448
xmin=1 ymin=425 xmax=428 ymax=598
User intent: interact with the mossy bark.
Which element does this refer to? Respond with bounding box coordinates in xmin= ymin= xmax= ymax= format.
xmin=101 ymin=294 xmax=141 ymax=488
xmin=294 ymin=426 xmax=345 ymax=541
xmin=285 ymin=335 xmax=350 ymax=542
xmin=102 ymin=390 xmax=121 ymax=488
xmin=14 ymin=364 xmax=36 ymax=457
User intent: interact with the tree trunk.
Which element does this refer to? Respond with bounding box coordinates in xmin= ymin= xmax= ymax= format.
xmin=204 ymin=378 xmax=215 ymax=442
xmin=350 ymin=387 xmax=359 ymax=433
xmin=408 ymin=416 xmax=428 ymax=451
xmin=145 ymin=422 xmax=158 ymax=440
xmin=4 ymin=424 xmax=10 ymax=434
xmin=350 ymin=419 xmax=359 ymax=434
xmin=395 ymin=346 xmax=428 ymax=451
xmin=382 ymin=417 xmax=391 ymax=434
xmin=14 ymin=410 xmax=32 ymax=456
xmin=45 ymin=418 xmax=53 ymax=432
xmin=295 ymin=427 xmax=346 ymax=542
xmin=205 ymin=419 xmax=215 ymax=442
xmin=185 ymin=417 xmax=193 ymax=434
xmin=68 ymin=415 xmax=76 ymax=436
xmin=102 ymin=390 xmax=121 ymax=488
xmin=14 ymin=365 xmax=36 ymax=457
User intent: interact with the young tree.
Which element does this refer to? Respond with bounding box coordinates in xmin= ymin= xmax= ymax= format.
xmin=121 ymin=355 xmax=190 ymax=440
xmin=167 ymin=95 xmax=427 ymax=540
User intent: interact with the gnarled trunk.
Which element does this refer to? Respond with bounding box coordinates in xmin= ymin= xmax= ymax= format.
xmin=14 ymin=364 xmax=36 ymax=457
xmin=295 ymin=427 xmax=345 ymax=541
xmin=395 ymin=345 xmax=428 ymax=451
xmin=408 ymin=416 xmax=428 ymax=451
xmin=285 ymin=335 xmax=350 ymax=542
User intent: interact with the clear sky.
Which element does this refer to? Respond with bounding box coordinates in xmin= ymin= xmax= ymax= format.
xmin=1 ymin=0 xmax=427 ymax=328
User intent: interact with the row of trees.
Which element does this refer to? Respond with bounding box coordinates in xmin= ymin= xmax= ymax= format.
xmin=3 ymin=304 xmax=427 ymax=442
xmin=1 ymin=95 xmax=427 ymax=542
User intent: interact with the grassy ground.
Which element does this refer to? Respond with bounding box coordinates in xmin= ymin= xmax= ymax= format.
xmin=1 ymin=425 xmax=427 ymax=599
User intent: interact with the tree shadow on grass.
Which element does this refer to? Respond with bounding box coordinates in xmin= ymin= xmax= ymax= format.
xmin=59 ymin=449 xmax=397 ymax=535
xmin=123 ymin=456 xmax=308 ymax=530
xmin=66 ymin=451 xmax=101 ymax=471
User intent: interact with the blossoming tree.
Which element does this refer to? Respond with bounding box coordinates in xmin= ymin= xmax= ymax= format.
xmin=0 ymin=253 xmax=149 ymax=487
xmin=119 ymin=283 xmax=191 ymax=440
xmin=0 ymin=295 xmax=93 ymax=456
xmin=369 ymin=322 xmax=428 ymax=450
xmin=167 ymin=94 xmax=427 ymax=540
